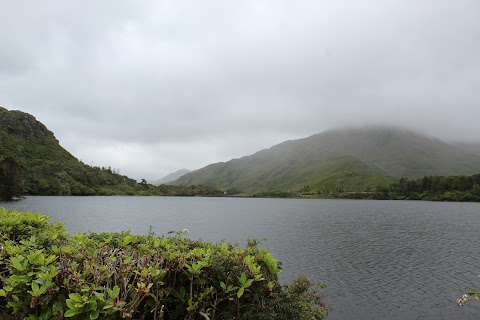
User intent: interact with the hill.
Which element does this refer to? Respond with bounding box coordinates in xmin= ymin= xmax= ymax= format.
xmin=454 ymin=142 xmax=480 ymax=157
xmin=0 ymin=107 xmax=145 ymax=197
xmin=151 ymin=169 xmax=190 ymax=185
xmin=0 ymin=107 xmax=220 ymax=198
xmin=174 ymin=127 xmax=480 ymax=194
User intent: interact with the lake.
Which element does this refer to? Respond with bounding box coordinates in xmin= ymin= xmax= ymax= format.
xmin=2 ymin=196 xmax=480 ymax=319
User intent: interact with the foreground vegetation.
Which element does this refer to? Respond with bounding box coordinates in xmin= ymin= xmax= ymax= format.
xmin=0 ymin=208 xmax=328 ymax=319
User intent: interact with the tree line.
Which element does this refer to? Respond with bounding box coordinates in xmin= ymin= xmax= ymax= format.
xmin=0 ymin=156 xmax=222 ymax=200
xmin=0 ymin=156 xmax=22 ymax=200
xmin=252 ymin=173 xmax=480 ymax=202
xmin=323 ymin=174 xmax=480 ymax=201
xmin=380 ymin=174 xmax=480 ymax=201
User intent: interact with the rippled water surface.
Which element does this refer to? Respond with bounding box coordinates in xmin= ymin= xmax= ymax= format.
xmin=3 ymin=196 xmax=480 ymax=319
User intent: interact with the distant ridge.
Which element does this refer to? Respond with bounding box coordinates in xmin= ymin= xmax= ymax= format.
xmin=174 ymin=127 xmax=480 ymax=193
xmin=152 ymin=169 xmax=190 ymax=185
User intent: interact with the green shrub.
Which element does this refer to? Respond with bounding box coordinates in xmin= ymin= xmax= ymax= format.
xmin=0 ymin=208 xmax=328 ymax=319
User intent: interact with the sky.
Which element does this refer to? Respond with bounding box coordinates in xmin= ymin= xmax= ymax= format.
xmin=1 ymin=0 xmax=480 ymax=181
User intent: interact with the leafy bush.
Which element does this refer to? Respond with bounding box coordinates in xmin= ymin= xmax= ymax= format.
xmin=0 ymin=208 xmax=328 ymax=319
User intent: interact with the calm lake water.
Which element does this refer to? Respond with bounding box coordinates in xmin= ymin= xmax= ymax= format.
xmin=2 ymin=196 xmax=480 ymax=320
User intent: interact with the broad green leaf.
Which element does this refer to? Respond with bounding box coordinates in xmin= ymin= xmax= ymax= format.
xmin=267 ymin=281 xmax=275 ymax=291
xmin=29 ymin=282 xmax=43 ymax=297
xmin=10 ymin=256 xmax=27 ymax=271
xmin=237 ymin=287 xmax=244 ymax=299
xmin=61 ymin=246 xmax=75 ymax=254
xmin=109 ymin=285 xmax=120 ymax=299
xmin=10 ymin=274 xmax=30 ymax=285
xmin=45 ymin=255 xmax=57 ymax=265
xmin=227 ymin=285 xmax=238 ymax=293
xmin=64 ymin=309 xmax=82 ymax=317
xmin=28 ymin=250 xmax=45 ymax=266
xmin=244 ymin=279 xmax=254 ymax=288
xmin=93 ymin=291 xmax=105 ymax=302
xmin=73 ymin=233 xmax=89 ymax=245
xmin=66 ymin=299 xmax=77 ymax=310
xmin=84 ymin=300 xmax=97 ymax=312
xmin=69 ymin=293 xmax=84 ymax=303
xmin=123 ymin=235 xmax=134 ymax=246
xmin=254 ymin=274 xmax=264 ymax=281
xmin=172 ymin=286 xmax=187 ymax=300
xmin=238 ymin=273 xmax=247 ymax=286
xmin=89 ymin=309 xmax=100 ymax=320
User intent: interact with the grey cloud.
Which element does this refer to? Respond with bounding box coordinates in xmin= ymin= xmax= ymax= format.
xmin=1 ymin=0 xmax=480 ymax=179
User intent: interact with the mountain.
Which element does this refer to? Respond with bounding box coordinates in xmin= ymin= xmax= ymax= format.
xmin=151 ymin=169 xmax=191 ymax=185
xmin=0 ymin=107 xmax=144 ymax=196
xmin=174 ymin=127 xmax=480 ymax=194
xmin=5 ymin=107 xmax=479 ymax=197
xmin=0 ymin=107 xmax=222 ymax=198
xmin=453 ymin=142 xmax=480 ymax=157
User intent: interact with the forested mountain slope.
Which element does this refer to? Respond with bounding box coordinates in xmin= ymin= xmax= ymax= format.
xmin=0 ymin=107 xmax=142 ymax=196
xmin=0 ymin=107 xmax=223 ymax=199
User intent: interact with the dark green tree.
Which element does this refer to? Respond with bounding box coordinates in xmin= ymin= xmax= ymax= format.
xmin=139 ymin=179 xmax=148 ymax=188
xmin=0 ymin=156 xmax=23 ymax=200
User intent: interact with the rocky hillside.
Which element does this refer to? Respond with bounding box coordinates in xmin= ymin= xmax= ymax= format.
xmin=0 ymin=107 xmax=140 ymax=196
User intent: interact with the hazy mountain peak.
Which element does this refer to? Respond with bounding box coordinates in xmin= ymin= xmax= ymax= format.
xmin=321 ymin=125 xmax=434 ymax=139
xmin=174 ymin=126 xmax=480 ymax=193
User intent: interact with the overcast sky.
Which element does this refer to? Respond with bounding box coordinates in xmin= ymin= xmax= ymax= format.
xmin=1 ymin=0 xmax=479 ymax=180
